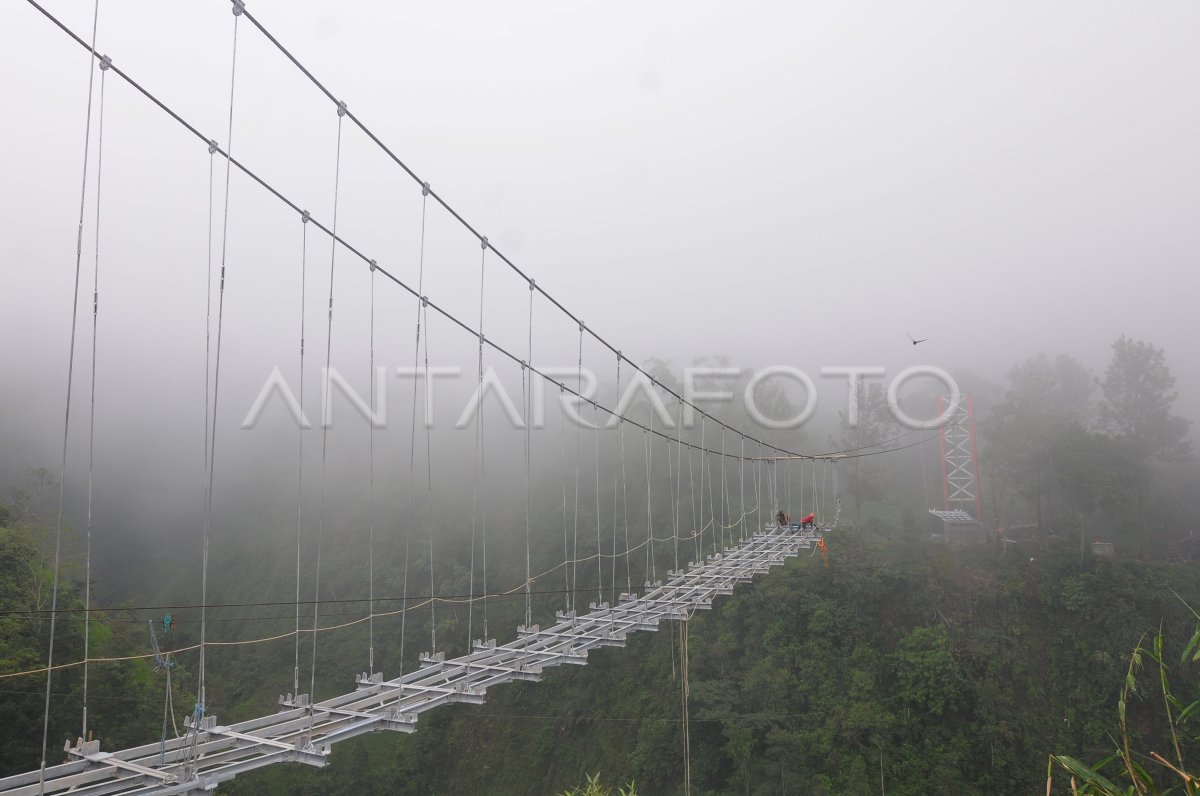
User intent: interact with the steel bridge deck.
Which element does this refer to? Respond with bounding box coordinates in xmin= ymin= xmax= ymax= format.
xmin=0 ymin=528 xmax=820 ymax=796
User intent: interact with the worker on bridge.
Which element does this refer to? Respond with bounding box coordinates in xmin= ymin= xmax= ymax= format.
xmin=799 ymin=512 xmax=815 ymax=529
xmin=775 ymin=510 xmax=789 ymax=529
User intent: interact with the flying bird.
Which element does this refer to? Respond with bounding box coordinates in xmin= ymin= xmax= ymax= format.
xmin=907 ymin=333 xmax=927 ymax=346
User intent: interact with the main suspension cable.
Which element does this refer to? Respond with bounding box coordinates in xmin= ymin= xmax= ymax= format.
xmin=23 ymin=0 xmax=934 ymax=467
xmin=231 ymin=0 xmax=865 ymax=463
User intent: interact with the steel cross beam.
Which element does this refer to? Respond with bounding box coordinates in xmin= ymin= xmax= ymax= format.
xmin=0 ymin=528 xmax=816 ymax=796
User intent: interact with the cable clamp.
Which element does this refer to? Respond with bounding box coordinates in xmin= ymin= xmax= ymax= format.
xmin=616 ymin=350 xmax=623 ymax=361
xmin=478 ymin=332 xmax=486 ymax=344
xmin=420 ymin=296 xmax=429 ymax=308
xmin=337 ymin=100 xmax=348 ymax=117
xmin=528 ymin=279 xmax=536 ymax=291
xmin=579 ymin=321 xmax=586 ymax=332
xmin=208 ymin=139 xmax=219 ymax=155
xmin=369 ymin=259 xmax=377 ymax=272
xmin=301 ymin=210 xmax=310 ymax=224
xmin=421 ymin=181 xmax=431 ymax=197
xmin=99 ymin=55 xmax=112 ymax=72
xmin=231 ymin=0 xmax=245 ymax=16
xmin=480 ymin=236 xmax=489 ymax=251
xmin=520 ymin=360 xmax=527 ymax=370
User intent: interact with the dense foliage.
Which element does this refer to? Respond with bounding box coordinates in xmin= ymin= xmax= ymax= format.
xmin=979 ymin=337 xmax=1195 ymax=555
xmin=200 ymin=533 xmax=1196 ymax=795
xmin=3 ymin=492 xmax=1197 ymax=793
xmin=2 ymin=336 xmax=1196 ymax=793
xmin=0 ymin=482 xmax=191 ymax=775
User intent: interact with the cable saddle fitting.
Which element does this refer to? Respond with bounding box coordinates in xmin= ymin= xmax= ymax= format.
xmin=421 ymin=182 xmax=430 ymax=197
xmin=528 ymin=279 xmax=536 ymax=291
xmin=208 ymin=139 xmax=219 ymax=155
xmin=301 ymin=210 xmax=310 ymax=224
xmin=480 ymin=236 xmax=489 ymax=251
xmin=337 ymin=100 xmax=348 ymax=117
xmin=231 ymin=0 xmax=245 ymax=16
xmin=369 ymin=259 xmax=377 ymax=272
xmin=99 ymin=54 xmax=111 ymax=71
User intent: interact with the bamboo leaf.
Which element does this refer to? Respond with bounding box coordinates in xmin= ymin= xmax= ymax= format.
xmin=1183 ymin=626 xmax=1200 ymax=665
xmin=1172 ymin=589 xmax=1200 ymax=622
xmin=1127 ymin=758 xmax=1154 ymax=785
xmin=1054 ymin=756 xmax=1123 ymax=793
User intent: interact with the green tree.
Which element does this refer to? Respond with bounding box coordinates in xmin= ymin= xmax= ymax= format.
xmin=1049 ymin=426 xmax=1143 ymax=557
xmin=1099 ymin=336 xmax=1191 ymax=463
xmin=892 ymin=625 xmax=965 ymax=718
xmin=983 ymin=354 xmax=1094 ymax=537
xmin=1097 ymin=337 xmax=1192 ymax=542
xmin=0 ymin=469 xmax=191 ymax=774
xmin=835 ymin=382 xmax=898 ymax=525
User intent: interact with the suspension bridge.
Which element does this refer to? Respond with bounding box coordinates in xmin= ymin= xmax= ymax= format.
xmin=2 ymin=2 xmax=943 ymax=793
xmin=3 ymin=529 xmax=825 ymax=795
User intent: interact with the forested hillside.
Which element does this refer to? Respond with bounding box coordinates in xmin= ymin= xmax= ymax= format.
xmin=0 ymin=487 xmax=192 ymax=775
xmin=8 ymin=498 xmax=1195 ymax=794
xmin=3 ymin=337 xmax=1197 ymax=793
xmin=208 ymin=533 xmax=1197 ymax=795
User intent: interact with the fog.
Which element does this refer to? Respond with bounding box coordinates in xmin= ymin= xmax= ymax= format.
xmin=2 ymin=1 xmax=1199 ymax=607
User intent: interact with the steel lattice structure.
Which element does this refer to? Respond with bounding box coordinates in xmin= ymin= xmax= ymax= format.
xmin=937 ymin=394 xmax=983 ymax=523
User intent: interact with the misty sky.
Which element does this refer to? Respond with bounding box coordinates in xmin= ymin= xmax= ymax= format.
xmin=2 ymin=1 xmax=1199 ymax=506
